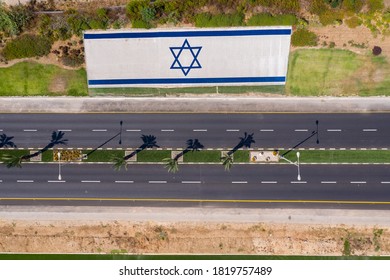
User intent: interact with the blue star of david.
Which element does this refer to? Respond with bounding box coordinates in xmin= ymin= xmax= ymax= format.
xmin=170 ymin=39 xmax=202 ymax=76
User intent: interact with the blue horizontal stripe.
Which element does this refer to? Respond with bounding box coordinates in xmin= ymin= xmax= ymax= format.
xmin=84 ymin=29 xmax=291 ymax=39
xmin=88 ymin=77 xmax=286 ymax=85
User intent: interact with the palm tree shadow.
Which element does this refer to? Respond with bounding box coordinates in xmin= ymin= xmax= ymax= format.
xmin=221 ymin=132 xmax=255 ymax=171
xmin=163 ymin=139 xmax=204 ymax=173
xmin=0 ymin=133 xmax=17 ymax=148
xmin=2 ymin=131 xmax=68 ymax=168
xmin=112 ymin=134 xmax=159 ymax=171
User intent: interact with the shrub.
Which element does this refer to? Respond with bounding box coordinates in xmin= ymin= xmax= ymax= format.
xmin=342 ymin=0 xmax=364 ymax=13
xmin=345 ymin=16 xmax=362 ymax=28
xmin=326 ymin=0 xmax=343 ymax=8
xmin=251 ymin=0 xmax=300 ymax=14
xmin=291 ymin=29 xmax=317 ymax=46
xmin=2 ymin=34 xmax=52 ymax=60
xmin=368 ymin=0 xmax=384 ymax=13
xmin=131 ymin=19 xmax=151 ymax=28
xmin=247 ymin=13 xmax=297 ymax=26
xmin=8 ymin=4 xmax=34 ymax=35
xmin=309 ymin=0 xmax=329 ymax=15
xmin=126 ymin=0 xmax=149 ymax=20
xmin=329 ymin=41 xmax=336 ymax=48
xmin=194 ymin=12 xmax=244 ymax=27
xmin=372 ymin=46 xmax=382 ymax=55
xmin=319 ymin=9 xmax=344 ymax=25
xmin=0 ymin=6 xmax=17 ymax=36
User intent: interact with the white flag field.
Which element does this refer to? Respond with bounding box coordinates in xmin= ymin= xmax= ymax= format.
xmin=84 ymin=27 xmax=292 ymax=88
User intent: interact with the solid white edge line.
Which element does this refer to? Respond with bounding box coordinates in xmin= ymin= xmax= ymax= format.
xmin=149 ymin=181 xmax=167 ymax=184
xmin=115 ymin=181 xmax=134 ymax=183
xmin=181 ymin=181 xmax=201 ymax=184
xmin=81 ymin=180 xmax=101 ymax=183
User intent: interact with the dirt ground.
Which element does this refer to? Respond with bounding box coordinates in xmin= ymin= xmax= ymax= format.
xmin=0 ymin=220 xmax=389 ymax=256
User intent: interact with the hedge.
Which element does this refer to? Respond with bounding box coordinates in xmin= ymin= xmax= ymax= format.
xmin=247 ymin=13 xmax=297 ymax=26
xmin=2 ymin=34 xmax=52 ymax=60
xmin=194 ymin=12 xmax=244 ymax=27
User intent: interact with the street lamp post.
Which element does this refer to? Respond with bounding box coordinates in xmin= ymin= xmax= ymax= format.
xmin=297 ymin=152 xmax=301 ymax=181
xmin=58 ymin=151 xmax=62 ymax=181
xmin=279 ymin=152 xmax=301 ymax=181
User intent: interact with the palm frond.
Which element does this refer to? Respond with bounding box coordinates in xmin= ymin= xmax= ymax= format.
xmin=1 ymin=154 xmax=23 ymax=168
xmin=221 ymin=154 xmax=233 ymax=171
xmin=111 ymin=155 xmax=127 ymax=171
xmin=163 ymin=158 xmax=179 ymax=173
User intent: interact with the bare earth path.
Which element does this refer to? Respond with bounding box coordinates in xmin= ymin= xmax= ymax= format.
xmin=0 ymin=207 xmax=389 ymax=255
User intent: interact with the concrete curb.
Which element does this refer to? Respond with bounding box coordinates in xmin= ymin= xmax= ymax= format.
xmin=0 ymin=97 xmax=390 ymax=113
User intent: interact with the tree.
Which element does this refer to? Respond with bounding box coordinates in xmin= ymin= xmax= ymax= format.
xmin=0 ymin=133 xmax=16 ymax=148
xmin=2 ymin=131 xmax=67 ymax=168
xmin=112 ymin=134 xmax=159 ymax=171
xmin=163 ymin=139 xmax=204 ymax=173
xmin=221 ymin=132 xmax=255 ymax=171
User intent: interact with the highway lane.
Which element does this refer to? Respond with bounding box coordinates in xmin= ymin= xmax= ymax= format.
xmin=0 ymin=113 xmax=389 ymax=148
xmin=1 ymin=164 xmax=390 ymax=208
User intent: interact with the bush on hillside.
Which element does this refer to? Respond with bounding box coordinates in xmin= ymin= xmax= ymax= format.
xmin=194 ymin=13 xmax=244 ymax=27
xmin=247 ymin=13 xmax=297 ymax=26
xmin=291 ymin=29 xmax=317 ymax=47
xmin=345 ymin=16 xmax=362 ymax=28
xmin=368 ymin=0 xmax=384 ymax=13
xmin=342 ymin=0 xmax=364 ymax=13
xmin=2 ymin=34 xmax=52 ymax=60
xmin=319 ymin=9 xmax=344 ymax=25
xmin=251 ymin=0 xmax=300 ymax=14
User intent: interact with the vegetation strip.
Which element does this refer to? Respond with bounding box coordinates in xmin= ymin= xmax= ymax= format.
xmin=1 ymin=149 xmax=390 ymax=164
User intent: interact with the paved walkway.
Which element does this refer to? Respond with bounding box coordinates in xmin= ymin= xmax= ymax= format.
xmin=1 ymin=206 xmax=390 ymax=225
xmin=0 ymin=97 xmax=389 ymax=113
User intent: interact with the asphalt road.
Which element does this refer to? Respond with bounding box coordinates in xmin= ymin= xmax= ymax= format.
xmin=0 ymin=113 xmax=389 ymax=149
xmin=1 ymin=163 xmax=390 ymax=208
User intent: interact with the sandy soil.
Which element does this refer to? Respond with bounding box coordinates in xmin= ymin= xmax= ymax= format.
xmin=0 ymin=219 xmax=389 ymax=255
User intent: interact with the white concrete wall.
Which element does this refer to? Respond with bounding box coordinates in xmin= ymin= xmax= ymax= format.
xmin=84 ymin=27 xmax=292 ymax=88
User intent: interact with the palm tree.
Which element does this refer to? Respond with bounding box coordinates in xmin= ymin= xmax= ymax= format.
xmin=221 ymin=132 xmax=255 ymax=171
xmin=164 ymin=139 xmax=204 ymax=173
xmin=111 ymin=134 xmax=159 ymax=171
xmin=0 ymin=133 xmax=16 ymax=148
xmin=2 ymin=131 xmax=68 ymax=168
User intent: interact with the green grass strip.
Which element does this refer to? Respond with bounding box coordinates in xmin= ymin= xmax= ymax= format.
xmin=137 ymin=150 xmax=171 ymax=162
xmin=184 ymin=150 xmax=221 ymax=162
xmin=0 ymin=150 xmax=29 ymax=158
xmin=282 ymin=150 xmax=390 ymax=163
xmin=233 ymin=150 xmax=250 ymax=162
xmin=83 ymin=150 xmax=124 ymax=162
xmin=0 ymin=62 xmax=87 ymax=96
xmin=41 ymin=150 xmax=53 ymax=162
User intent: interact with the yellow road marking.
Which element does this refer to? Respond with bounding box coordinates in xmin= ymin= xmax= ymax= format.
xmin=0 ymin=197 xmax=390 ymax=204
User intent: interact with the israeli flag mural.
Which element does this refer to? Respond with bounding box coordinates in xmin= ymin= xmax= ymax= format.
xmin=84 ymin=27 xmax=292 ymax=88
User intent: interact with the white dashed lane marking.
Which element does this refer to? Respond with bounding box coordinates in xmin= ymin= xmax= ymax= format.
xmin=48 ymin=180 xmax=66 ymax=183
xmin=126 ymin=129 xmax=141 ymax=132
xmin=149 ymin=181 xmax=167 ymax=184
xmin=260 ymin=129 xmax=274 ymax=132
xmin=232 ymin=181 xmax=248 ymax=184
xmin=294 ymin=129 xmax=308 ymax=132
xmin=351 ymin=181 xmax=366 ymax=184
xmin=291 ymin=181 xmax=307 ymax=184
xmin=182 ymin=181 xmax=201 ymax=184
xmin=327 ymin=129 xmax=342 ymax=132
xmin=58 ymin=129 xmax=72 ymax=132
xmin=115 ymin=181 xmax=134 ymax=183
xmin=161 ymin=129 xmax=174 ymax=132
xmin=17 ymin=180 xmax=34 ymax=183
xmin=363 ymin=129 xmax=378 ymax=132
xmin=226 ymin=129 xmax=240 ymax=132
xmin=92 ymin=129 xmax=107 ymax=132
xmin=193 ymin=129 xmax=207 ymax=132
xmin=321 ymin=181 xmax=337 ymax=184
xmin=381 ymin=182 xmax=390 ymax=184
xmin=81 ymin=180 xmax=101 ymax=183
xmin=261 ymin=181 xmax=277 ymax=184
xmin=23 ymin=129 xmax=37 ymax=132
